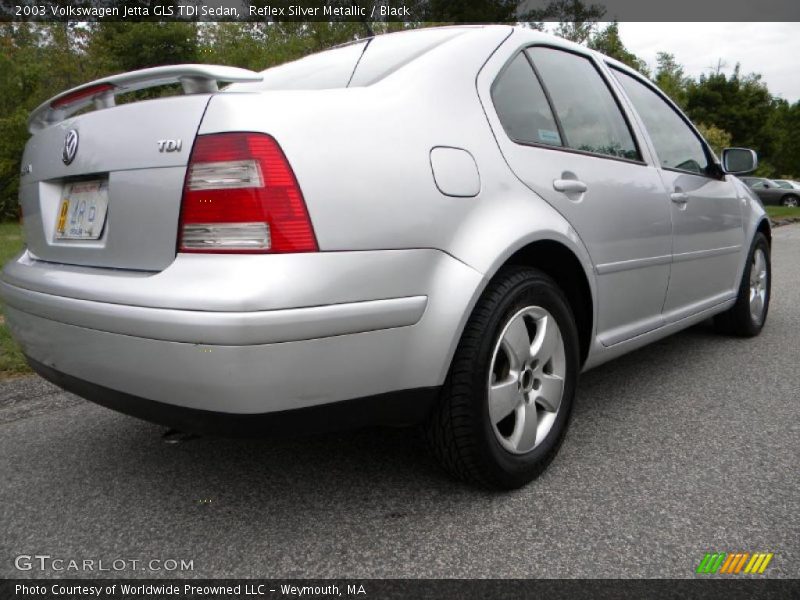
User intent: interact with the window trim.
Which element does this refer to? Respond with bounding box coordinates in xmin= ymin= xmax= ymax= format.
xmin=521 ymin=50 xmax=569 ymax=148
xmin=527 ymin=45 xmax=644 ymax=163
xmin=489 ymin=43 xmax=646 ymax=166
xmin=490 ymin=51 xmax=566 ymax=150
xmin=608 ymin=64 xmax=724 ymax=181
xmin=497 ymin=133 xmax=649 ymax=166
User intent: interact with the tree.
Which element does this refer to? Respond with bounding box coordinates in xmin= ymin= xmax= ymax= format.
xmin=695 ymin=123 xmax=732 ymax=157
xmin=87 ymin=22 xmax=199 ymax=74
xmin=763 ymin=99 xmax=800 ymax=178
xmin=526 ymin=0 xmax=607 ymax=43
xmin=588 ymin=22 xmax=649 ymax=75
xmin=685 ymin=65 xmax=775 ymax=156
xmin=654 ymin=52 xmax=688 ymax=108
xmin=0 ymin=23 xmax=93 ymax=219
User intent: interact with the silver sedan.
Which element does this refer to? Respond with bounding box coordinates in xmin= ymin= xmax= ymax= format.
xmin=1 ymin=26 xmax=771 ymax=488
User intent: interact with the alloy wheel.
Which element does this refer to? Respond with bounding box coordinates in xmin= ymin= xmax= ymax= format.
xmin=749 ymin=248 xmax=768 ymax=324
xmin=488 ymin=306 xmax=566 ymax=454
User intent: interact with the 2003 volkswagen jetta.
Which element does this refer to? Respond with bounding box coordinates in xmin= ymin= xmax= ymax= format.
xmin=1 ymin=26 xmax=771 ymax=489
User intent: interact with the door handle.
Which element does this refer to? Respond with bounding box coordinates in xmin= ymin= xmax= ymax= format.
xmin=553 ymin=179 xmax=588 ymax=194
xmin=670 ymin=191 xmax=689 ymax=204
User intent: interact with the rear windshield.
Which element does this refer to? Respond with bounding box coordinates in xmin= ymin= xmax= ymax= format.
xmin=348 ymin=28 xmax=464 ymax=86
xmin=227 ymin=28 xmax=466 ymax=92
xmin=229 ymin=41 xmax=367 ymax=91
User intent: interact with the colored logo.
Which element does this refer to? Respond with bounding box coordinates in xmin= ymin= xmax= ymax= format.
xmin=696 ymin=552 xmax=774 ymax=575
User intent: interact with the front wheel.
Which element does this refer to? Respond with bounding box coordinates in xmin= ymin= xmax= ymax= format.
xmin=425 ymin=267 xmax=580 ymax=489
xmin=714 ymin=233 xmax=771 ymax=336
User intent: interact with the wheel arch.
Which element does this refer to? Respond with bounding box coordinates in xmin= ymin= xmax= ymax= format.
xmin=756 ymin=217 xmax=772 ymax=248
xmin=442 ymin=236 xmax=594 ymax=371
xmin=500 ymin=240 xmax=594 ymax=366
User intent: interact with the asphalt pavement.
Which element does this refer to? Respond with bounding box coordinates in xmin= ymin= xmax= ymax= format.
xmin=1 ymin=225 xmax=798 ymax=579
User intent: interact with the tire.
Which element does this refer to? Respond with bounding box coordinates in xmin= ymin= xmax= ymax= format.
xmin=425 ymin=266 xmax=580 ymax=490
xmin=714 ymin=233 xmax=771 ymax=337
xmin=781 ymin=195 xmax=799 ymax=207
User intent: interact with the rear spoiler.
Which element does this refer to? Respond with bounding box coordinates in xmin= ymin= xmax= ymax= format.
xmin=28 ymin=64 xmax=263 ymax=133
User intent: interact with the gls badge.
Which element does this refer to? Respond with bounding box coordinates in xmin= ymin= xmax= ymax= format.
xmin=157 ymin=139 xmax=182 ymax=153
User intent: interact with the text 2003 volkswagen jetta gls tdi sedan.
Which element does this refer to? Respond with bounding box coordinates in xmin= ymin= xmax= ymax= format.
xmin=1 ymin=26 xmax=771 ymax=489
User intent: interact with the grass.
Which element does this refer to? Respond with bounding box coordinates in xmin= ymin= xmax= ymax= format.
xmin=765 ymin=205 xmax=800 ymax=219
xmin=0 ymin=221 xmax=30 ymax=377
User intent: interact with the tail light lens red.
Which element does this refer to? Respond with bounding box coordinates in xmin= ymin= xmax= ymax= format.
xmin=178 ymin=132 xmax=317 ymax=253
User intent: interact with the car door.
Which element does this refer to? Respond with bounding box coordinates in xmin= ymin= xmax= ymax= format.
xmin=610 ymin=68 xmax=744 ymax=319
xmin=489 ymin=46 xmax=673 ymax=345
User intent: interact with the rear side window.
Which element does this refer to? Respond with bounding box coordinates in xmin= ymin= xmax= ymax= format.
xmin=527 ymin=47 xmax=639 ymax=161
xmin=491 ymin=53 xmax=563 ymax=147
xmin=612 ymin=69 xmax=711 ymax=175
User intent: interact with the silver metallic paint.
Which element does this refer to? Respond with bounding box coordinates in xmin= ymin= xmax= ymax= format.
xmin=0 ymin=282 xmax=428 ymax=345
xmin=5 ymin=249 xmax=481 ymax=412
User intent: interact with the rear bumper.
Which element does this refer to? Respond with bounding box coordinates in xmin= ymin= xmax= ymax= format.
xmin=29 ymin=358 xmax=439 ymax=435
xmin=2 ymin=249 xmax=482 ymax=418
xmin=0 ymin=280 xmax=427 ymax=345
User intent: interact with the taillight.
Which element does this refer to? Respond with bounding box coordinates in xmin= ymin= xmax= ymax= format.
xmin=178 ymin=133 xmax=317 ymax=253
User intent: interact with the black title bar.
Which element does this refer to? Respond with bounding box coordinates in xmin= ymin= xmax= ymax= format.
xmin=2 ymin=0 xmax=800 ymax=23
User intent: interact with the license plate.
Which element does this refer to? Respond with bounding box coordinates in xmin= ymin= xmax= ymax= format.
xmin=55 ymin=180 xmax=109 ymax=240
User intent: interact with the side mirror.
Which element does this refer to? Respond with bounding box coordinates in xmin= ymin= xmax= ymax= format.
xmin=721 ymin=148 xmax=758 ymax=174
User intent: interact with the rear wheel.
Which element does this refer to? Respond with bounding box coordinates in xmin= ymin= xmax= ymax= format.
xmin=781 ymin=195 xmax=799 ymax=207
xmin=425 ymin=267 xmax=580 ymax=489
xmin=714 ymin=233 xmax=770 ymax=336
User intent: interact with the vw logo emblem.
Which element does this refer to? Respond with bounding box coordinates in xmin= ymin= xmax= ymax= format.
xmin=62 ymin=129 xmax=79 ymax=165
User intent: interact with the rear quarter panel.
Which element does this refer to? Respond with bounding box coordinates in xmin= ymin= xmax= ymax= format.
xmin=198 ymin=27 xmax=599 ymax=370
xmin=200 ymin=26 xmax=595 ymax=279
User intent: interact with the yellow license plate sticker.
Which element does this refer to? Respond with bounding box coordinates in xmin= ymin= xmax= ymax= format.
xmin=56 ymin=199 xmax=69 ymax=235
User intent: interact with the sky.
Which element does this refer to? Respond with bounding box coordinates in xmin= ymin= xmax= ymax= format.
xmin=615 ymin=23 xmax=800 ymax=104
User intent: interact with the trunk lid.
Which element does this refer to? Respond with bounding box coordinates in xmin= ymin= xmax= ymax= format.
xmin=19 ymin=65 xmax=261 ymax=271
xmin=20 ymin=95 xmax=208 ymax=271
